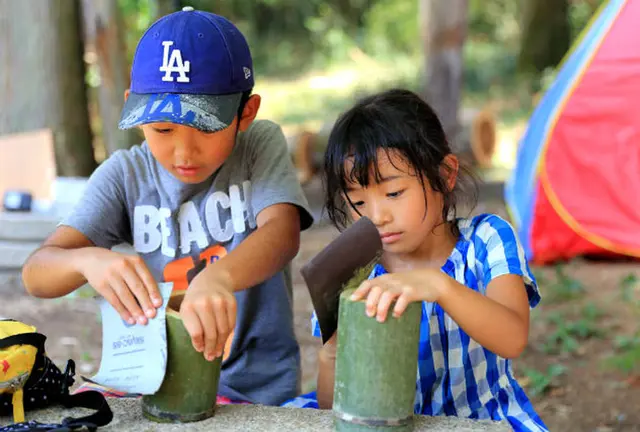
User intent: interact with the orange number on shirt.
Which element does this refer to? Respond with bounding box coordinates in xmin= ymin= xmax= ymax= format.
xmin=199 ymin=245 xmax=228 ymax=265
xmin=162 ymin=245 xmax=228 ymax=293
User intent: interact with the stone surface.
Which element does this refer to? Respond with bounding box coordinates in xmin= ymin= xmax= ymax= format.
xmin=0 ymin=212 xmax=58 ymax=241
xmin=0 ymin=398 xmax=511 ymax=431
xmin=0 ymin=240 xmax=40 ymax=269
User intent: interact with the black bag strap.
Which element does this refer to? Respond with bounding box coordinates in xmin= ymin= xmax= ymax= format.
xmin=56 ymin=362 xmax=112 ymax=430
xmin=58 ymin=390 xmax=113 ymax=430
xmin=0 ymin=391 xmax=116 ymax=431
xmin=0 ymin=333 xmax=46 ymax=353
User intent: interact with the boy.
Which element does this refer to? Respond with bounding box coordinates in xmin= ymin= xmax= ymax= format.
xmin=21 ymin=7 xmax=314 ymax=406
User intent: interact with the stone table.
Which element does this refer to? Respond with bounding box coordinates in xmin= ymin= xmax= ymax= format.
xmin=0 ymin=398 xmax=511 ymax=431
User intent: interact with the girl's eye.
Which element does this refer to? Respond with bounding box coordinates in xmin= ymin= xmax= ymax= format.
xmin=387 ymin=190 xmax=405 ymax=198
xmin=352 ymin=201 xmax=365 ymax=208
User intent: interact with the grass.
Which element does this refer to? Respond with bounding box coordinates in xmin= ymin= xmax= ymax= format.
xmin=545 ymin=264 xmax=585 ymax=304
xmin=521 ymin=364 xmax=568 ymax=397
xmin=602 ymin=273 xmax=640 ymax=374
xmin=604 ymin=333 xmax=640 ymax=374
xmin=540 ymin=303 xmax=606 ymax=356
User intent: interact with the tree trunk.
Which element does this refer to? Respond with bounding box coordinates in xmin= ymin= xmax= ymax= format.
xmin=82 ymin=0 xmax=139 ymax=155
xmin=518 ymin=0 xmax=571 ymax=75
xmin=0 ymin=0 xmax=97 ymax=177
xmin=420 ymin=0 xmax=468 ymax=153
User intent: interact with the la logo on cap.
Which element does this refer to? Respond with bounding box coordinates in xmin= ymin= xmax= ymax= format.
xmin=160 ymin=41 xmax=190 ymax=83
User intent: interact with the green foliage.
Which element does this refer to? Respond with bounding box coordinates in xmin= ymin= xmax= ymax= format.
xmin=518 ymin=0 xmax=571 ymax=75
xmin=361 ymin=0 xmax=420 ymax=58
xmin=604 ymin=333 xmax=640 ymax=374
xmin=619 ymin=273 xmax=640 ymax=309
xmin=111 ymin=0 xmax=603 ymax=130
xmin=547 ymin=264 xmax=585 ymax=303
xmin=521 ymin=364 xmax=568 ymax=396
xmin=468 ymin=0 xmax=522 ymax=46
xmin=118 ymin=0 xmax=157 ymax=65
xmin=115 ymin=0 xmax=603 ymax=84
xmin=569 ymin=0 xmax=607 ymax=40
xmin=541 ymin=304 xmax=606 ymax=356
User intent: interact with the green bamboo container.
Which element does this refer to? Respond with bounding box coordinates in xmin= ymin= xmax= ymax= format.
xmin=142 ymin=293 xmax=222 ymax=423
xmin=333 ymin=288 xmax=422 ymax=432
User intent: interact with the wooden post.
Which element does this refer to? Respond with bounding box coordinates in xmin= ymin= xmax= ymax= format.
xmin=420 ymin=0 xmax=468 ymax=153
xmin=333 ymin=289 xmax=422 ymax=432
xmin=82 ymin=0 xmax=140 ymax=155
xmin=142 ymin=293 xmax=222 ymax=423
xmin=0 ymin=0 xmax=97 ymax=177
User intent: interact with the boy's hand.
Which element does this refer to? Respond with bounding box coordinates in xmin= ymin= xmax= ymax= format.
xmin=180 ymin=270 xmax=237 ymax=361
xmin=350 ymin=269 xmax=447 ymax=322
xmin=82 ymin=248 xmax=163 ymax=325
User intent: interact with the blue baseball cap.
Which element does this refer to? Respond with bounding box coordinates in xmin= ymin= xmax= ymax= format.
xmin=118 ymin=6 xmax=254 ymax=132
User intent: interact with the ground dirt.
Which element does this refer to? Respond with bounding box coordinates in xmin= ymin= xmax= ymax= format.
xmin=1 ymin=180 xmax=638 ymax=432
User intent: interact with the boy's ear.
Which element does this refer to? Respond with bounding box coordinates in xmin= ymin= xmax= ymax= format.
xmin=124 ymin=88 xmax=130 ymax=102
xmin=441 ymin=154 xmax=459 ymax=191
xmin=237 ymin=94 xmax=261 ymax=132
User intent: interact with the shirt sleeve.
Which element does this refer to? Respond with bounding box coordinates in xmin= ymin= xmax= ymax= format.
xmin=243 ymin=120 xmax=314 ymax=230
xmin=474 ymin=214 xmax=541 ymax=308
xmin=58 ymin=152 xmax=131 ymax=249
xmin=311 ymin=311 xmax=322 ymax=338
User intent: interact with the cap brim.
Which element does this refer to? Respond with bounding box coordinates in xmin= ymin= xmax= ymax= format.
xmin=118 ymin=92 xmax=242 ymax=133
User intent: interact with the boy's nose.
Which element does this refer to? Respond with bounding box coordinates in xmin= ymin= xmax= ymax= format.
xmin=173 ymin=140 xmax=196 ymax=161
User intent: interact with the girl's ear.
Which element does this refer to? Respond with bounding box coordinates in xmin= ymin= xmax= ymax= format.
xmin=441 ymin=154 xmax=459 ymax=191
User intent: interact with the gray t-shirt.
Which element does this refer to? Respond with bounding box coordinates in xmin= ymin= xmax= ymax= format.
xmin=62 ymin=119 xmax=314 ymax=405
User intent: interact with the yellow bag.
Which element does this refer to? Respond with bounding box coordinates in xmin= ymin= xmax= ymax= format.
xmin=0 ymin=320 xmax=41 ymax=423
xmin=0 ymin=319 xmax=114 ymax=430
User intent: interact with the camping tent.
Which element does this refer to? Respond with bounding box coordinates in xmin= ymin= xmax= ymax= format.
xmin=505 ymin=0 xmax=640 ymax=265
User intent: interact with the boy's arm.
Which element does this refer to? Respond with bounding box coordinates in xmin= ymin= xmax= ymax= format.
xmin=180 ymin=202 xmax=301 ymax=360
xmin=202 ymin=202 xmax=301 ymax=292
xmin=23 ymin=227 xmax=161 ymax=325
xmin=22 ymin=152 xmax=162 ymax=324
xmin=180 ymin=120 xmax=312 ymax=361
xmin=22 ymin=226 xmax=96 ymax=297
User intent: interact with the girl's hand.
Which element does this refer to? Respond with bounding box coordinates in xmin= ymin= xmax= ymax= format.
xmin=350 ymin=269 xmax=447 ymax=322
xmin=180 ymin=270 xmax=237 ymax=362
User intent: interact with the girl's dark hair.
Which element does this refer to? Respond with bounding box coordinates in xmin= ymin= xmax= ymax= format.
xmin=323 ymin=88 xmax=478 ymax=234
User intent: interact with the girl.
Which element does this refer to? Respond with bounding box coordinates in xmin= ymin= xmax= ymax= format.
xmin=285 ymin=88 xmax=548 ymax=431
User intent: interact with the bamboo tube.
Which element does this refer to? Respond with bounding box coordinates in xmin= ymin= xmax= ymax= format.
xmin=333 ymin=288 xmax=422 ymax=431
xmin=142 ymin=293 xmax=222 ymax=423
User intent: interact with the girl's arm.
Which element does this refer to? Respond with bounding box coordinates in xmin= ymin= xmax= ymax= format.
xmin=437 ymin=273 xmax=530 ymax=359
xmin=352 ymin=270 xmax=531 ymax=359
xmin=316 ymin=332 xmax=338 ymax=409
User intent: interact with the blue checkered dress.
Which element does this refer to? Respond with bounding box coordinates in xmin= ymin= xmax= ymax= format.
xmin=283 ymin=214 xmax=548 ymax=432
